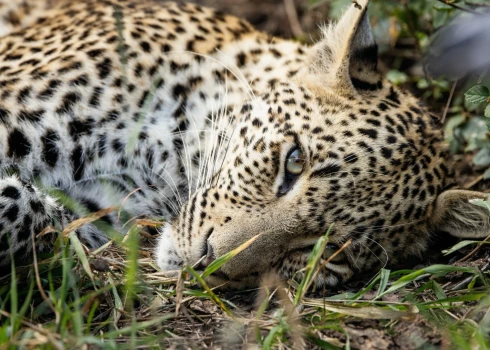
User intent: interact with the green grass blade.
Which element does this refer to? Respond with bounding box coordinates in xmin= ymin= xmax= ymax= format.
xmin=442 ymin=240 xmax=489 ymax=255
xmin=201 ymin=233 xmax=262 ymax=279
xmin=431 ymin=280 xmax=447 ymax=300
xmin=294 ymin=225 xmax=333 ymax=305
xmin=108 ymin=275 xmax=123 ymax=330
xmin=68 ymin=231 xmax=94 ymax=284
xmin=8 ymin=235 xmax=19 ymax=339
xmin=262 ymin=324 xmax=283 ymax=350
xmin=102 ymin=315 xmax=172 ymax=338
xmin=378 ymin=265 xmax=477 ymax=298
xmin=420 ymin=292 xmax=488 ymax=306
xmin=84 ymin=298 xmax=99 ymax=336
xmin=375 ymin=268 xmax=390 ymax=298
xmin=306 ymin=334 xmax=342 ymax=350
xmin=185 ymin=266 xmax=233 ymax=316
xmin=18 ymin=274 xmax=35 ymax=319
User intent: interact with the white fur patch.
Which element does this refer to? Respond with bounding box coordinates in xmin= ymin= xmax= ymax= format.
xmin=155 ymin=222 xmax=183 ymax=275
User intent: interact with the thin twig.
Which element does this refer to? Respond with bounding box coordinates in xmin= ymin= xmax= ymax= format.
xmin=283 ymin=0 xmax=304 ymax=38
xmin=0 ymin=309 xmax=62 ymax=339
xmin=477 ymin=69 xmax=488 ymax=84
xmin=436 ymin=0 xmax=482 ymax=14
xmin=466 ymin=1 xmax=490 ymax=7
xmin=117 ymin=188 xmax=141 ymax=225
xmin=456 ymin=234 xmax=490 ymax=264
xmin=442 ymin=79 xmax=458 ymax=124
xmin=463 ymin=174 xmax=483 ymax=189
xmin=319 ymin=239 xmax=352 ymax=270
xmin=31 ymin=230 xmax=58 ymax=319
xmin=307 ymin=239 xmax=353 ymax=293
xmin=403 ymin=1 xmax=431 ymax=84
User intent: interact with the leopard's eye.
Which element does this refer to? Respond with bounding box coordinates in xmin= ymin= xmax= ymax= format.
xmin=278 ymin=146 xmax=306 ymax=196
xmin=286 ymin=147 xmax=305 ymax=175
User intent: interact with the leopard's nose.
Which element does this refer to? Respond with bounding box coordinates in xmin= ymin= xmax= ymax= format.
xmin=200 ymin=241 xmax=216 ymax=268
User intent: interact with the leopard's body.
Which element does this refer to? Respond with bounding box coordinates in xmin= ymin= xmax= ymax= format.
xmin=0 ymin=0 xmax=488 ymax=288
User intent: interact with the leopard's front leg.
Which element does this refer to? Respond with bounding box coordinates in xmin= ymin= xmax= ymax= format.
xmin=0 ymin=175 xmax=67 ymax=268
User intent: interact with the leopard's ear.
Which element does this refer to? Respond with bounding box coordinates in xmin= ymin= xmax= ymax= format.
xmin=430 ymin=190 xmax=490 ymax=238
xmin=308 ymin=0 xmax=380 ymax=95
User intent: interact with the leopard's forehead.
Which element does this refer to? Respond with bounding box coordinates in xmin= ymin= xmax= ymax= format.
xmin=232 ymin=81 xmax=445 ymax=165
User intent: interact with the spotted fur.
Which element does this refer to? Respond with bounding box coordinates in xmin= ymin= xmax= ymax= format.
xmin=0 ymin=0 xmax=488 ymax=288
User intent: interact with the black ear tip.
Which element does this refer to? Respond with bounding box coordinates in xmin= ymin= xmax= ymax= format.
xmin=307 ymin=0 xmax=378 ymax=92
xmin=352 ymin=0 xmax=369 ymax=11
xmin=353 ymin=1 xmax=363 ymax=10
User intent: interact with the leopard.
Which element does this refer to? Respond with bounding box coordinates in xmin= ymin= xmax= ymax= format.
xmin=0 ymin=0 xmax=488 ymax=289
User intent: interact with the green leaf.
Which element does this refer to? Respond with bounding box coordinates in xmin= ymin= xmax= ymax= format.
xmin=442 ymin=240 xmax=488 ymax=255
xmin=469 ymin=196 xmax=490 ymax=212
xmin=417 ymin=79 xmax=430 ymax=89
xmin=302 ymin=299 xmax=417 ymax=319
xmin=432 ymin=5 xmax=452 ymax=29
xmin=108 ymin=275 xmax=123 ymax=327
xmin=386 ymin=70 xmax=408 ymax=85
xmin=485 ymin=104 xmax=490 ymax=118
xmin=473 ymin=147 xmax=490 ymax=167
xmin=420 ymin=293 xmax=487 ymax=305
xmin=102 ymin=315 xmax=172 ymax=337
xmin=467 ymin=275 xmax=478 ymax=289
xmin=465 ymin=85 xmax=490 ymax=104
xmin=483 ymin=167 xmax=490 ymax=180
xmin=458 ymin=117 xmax=490 ymax=152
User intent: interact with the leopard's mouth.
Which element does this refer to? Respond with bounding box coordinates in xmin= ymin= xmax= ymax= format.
xmin=195 ymin=232 xmax=347 ymax=280
xmin=196 ymin=228 xmax=216 ymax=268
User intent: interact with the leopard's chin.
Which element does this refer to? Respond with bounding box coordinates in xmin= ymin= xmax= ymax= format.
xmin=155 ymin=222 xmax=184 ymax=273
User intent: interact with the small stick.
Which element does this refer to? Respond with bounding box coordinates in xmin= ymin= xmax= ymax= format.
xmin=455 ymin=234 xmax=490 ymax=264
xmin=442 ymin=79 xmax=458 ymax=124
xmin=436 ymin=0 xmax=482 ymax=15
xmin=31 ymin=230 xmax=58 ymax=319
xmin=284 ymin=0 xmax=304 ymax=38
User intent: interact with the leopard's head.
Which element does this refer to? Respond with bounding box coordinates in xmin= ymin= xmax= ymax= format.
xmin=156 ymin=0 xmax=490 ymax=289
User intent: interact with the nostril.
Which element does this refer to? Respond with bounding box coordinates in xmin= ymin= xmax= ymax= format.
xmin=201 ymin=241 xmax=216 ymax=268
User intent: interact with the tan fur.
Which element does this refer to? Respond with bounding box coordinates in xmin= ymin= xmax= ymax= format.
xmin=0 ymin=0 xmax=487 ymax=289
xmin=431 ymin=190 xmax=490 ymax=238
xmin=307 ymin=0 xmax=378 ymax=95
